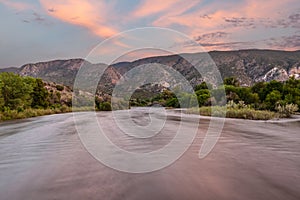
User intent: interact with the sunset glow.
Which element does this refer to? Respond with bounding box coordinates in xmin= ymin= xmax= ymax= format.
xmin=0 ymin=0 xmax=299 ymax=67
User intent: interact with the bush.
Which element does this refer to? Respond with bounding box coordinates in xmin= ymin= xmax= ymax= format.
xmin=166 ymin=98 xmax=180 ymax=108
xmin=55 ymin=85 xmax=64 ymax=91
xmin=276 ymin=103 xmax=299 ymax=118
xmin=187 ymin=106 xmax=276 ymax=120
xmin=226 ymin=100 xmax=250 ymax=109
xmin=100 ymin=102 xmax=112 ymax=111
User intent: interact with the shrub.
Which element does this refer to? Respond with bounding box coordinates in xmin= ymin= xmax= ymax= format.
xmin=187 ymin=106 xmax=276 ymax=120
xmin=55 ymin=85 xmax=64 ymax=91
xmin=100 ymin=102 xmax=112 ymax=111
xmin=276 ymin=103 xmax=299 ymax=118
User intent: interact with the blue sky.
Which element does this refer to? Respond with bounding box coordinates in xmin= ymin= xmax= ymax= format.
xmin=0 ymin=0 xmax=299 ymax=68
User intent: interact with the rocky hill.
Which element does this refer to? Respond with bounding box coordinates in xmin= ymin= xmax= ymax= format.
xmin=1 ymin=49 xmax=299 ymax=95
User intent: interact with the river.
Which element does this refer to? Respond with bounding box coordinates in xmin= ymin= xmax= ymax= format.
xmin=0 ymin=110 xmax=299 ymax=200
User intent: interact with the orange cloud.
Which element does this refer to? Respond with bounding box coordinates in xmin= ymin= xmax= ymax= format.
xmin=152 ymin=0 xmax=299 ymax=49
xmin=113 ymin=48 xmax=172 ymax=63
xmin=0 ymin=0 xmax=32 ymax=11
xmin=39 ymin=0 xmax=117 ymax=38
xmin=153 ymin=0 xmax=298 ymax=31
xmin=133 ymin=0 xmax=183 ymax=17
xmin=133 ymin=0 xmax=200 ymax=19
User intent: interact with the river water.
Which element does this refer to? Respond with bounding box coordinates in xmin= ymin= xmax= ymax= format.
xmin=0 ymin=110 xmax=299 ymax=200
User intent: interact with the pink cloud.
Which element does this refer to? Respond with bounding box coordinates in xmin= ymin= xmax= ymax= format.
xmin=0 ymin=0 xmax=33 ymax=11
xmin=39 ymin=0 xmax=117 ymax=38
xmin=132 ymin=0 xmax=183 ymax=17
xmin=150 ymin=0 xmax=299 ymax=51
xmin=153 ymin=0 xmax=298 ymax=32
xmin=112 ymin=48 xmax=172 ymax=63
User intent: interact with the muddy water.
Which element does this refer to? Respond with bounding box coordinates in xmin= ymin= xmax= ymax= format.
xmin=0 ymin=110 xmax=299 ymax=200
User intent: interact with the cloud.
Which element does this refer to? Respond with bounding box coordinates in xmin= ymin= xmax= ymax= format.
xmin=151 ymin=0 xmax=299 ymax=29
xmin=33 ymin=12 xmax=45 ymax=22
xmin=112 ymin=49 xmax=172 ymax=63
xmin=132 ymin=0 xmax=183 ymax=17
xmin=199 ymin=41 xmax=254 ymax=49
xmin=0 ymin=0 xmax=33 ymax=11
xmin=39 ymin=0 xmax=117 ymax=38
xmin=284 ymin=13 xmax=300 ymax=28
xmin=223 ymin=17 xmax=255 ymax=28
xmin=175 ymin=39 xmax=257 ymax=52
xmin=132 ymin=0 xmax=200 ymax=29
xmin=267 ymin=35 xmax=300 ymax=50
xmin=194 ymin=32 xmax=229 ymax=42
xmin=289 ymin=13 xmax=300 ymax=23
xmin=48 ymin=8 xmax=55 ymax=13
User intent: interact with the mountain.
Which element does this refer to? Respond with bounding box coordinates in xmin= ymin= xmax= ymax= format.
xmin=0 ymin=59 xmax=121 ymax=94
xmin=1 ymin=49 xmax=300 ymax=95
xmin=112 ymin=49 xmax=300 ymax=86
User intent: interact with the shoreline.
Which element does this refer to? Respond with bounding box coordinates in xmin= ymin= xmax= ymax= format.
xmin=1 ymin=107 xmax=299 ymax=124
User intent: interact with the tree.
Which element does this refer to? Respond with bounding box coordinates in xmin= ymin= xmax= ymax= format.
xmin=195 ymin=82 xmax=212 ymax=91
xmin=265 ymin=90 xmax=282 ymax=110
xmin=100 ymin=102 xmax=112 ymax=111
xmin=224 ymin=77 xmax=240 ymax=87
xmin=266 ymin=80 xmax=283 ymax=93
xmin=195 ymin=89 xmax=210 ymax=106
xmin=252 ymin=82 xmax=266 ymax=102
xmin=0 ymin=73 xmax=33 ymax=110
xmin=211 ymin=87 xmax=226 ymax=105
xmin=0 ymin=80 xmax=4 ymax=109
xmin=31 ymin=79 xmax=49 ymax=109
xmin=166 ymin=98 xmax=180 ymax=108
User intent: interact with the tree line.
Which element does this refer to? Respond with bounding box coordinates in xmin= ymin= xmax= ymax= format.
xmin=146 ymin=77 xmax=300 ymax=113
xmin=1 ymin=72 xmax=299 ymax=118
xmin=0 ymin=72 xmax=112 ymax=114
xmin=0 ymin=72 xmax=53 ymax=112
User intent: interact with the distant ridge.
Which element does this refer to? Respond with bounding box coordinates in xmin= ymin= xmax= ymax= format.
xmin=1 ymin=49 xmax=300 ymax=94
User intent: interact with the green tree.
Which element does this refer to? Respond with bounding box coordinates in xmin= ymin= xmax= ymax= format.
xmin=100 ymin=102 xmax=112 ymax=111
xmin=265 ymin=90 xmax=282 ymax=110
xmin=224 ymin=77 xmax=240 ymax=87
xmin=0 ymin=73 xmax=33 ymax=110
xmin=166 ymin=98 xmax=180 ymax=108
xmin=195 ymin=82 xmax=212 ymax=91
xmin=0 ymin=80 xmax=4 ymax=108
xmin=31 ymin=79 xmax=49 ymax=109
xmin=195 ymin=89 xmax=210 ymax=106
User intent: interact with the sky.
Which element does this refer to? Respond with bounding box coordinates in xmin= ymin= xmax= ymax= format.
xmin=0 ymin=0 xmax=299 ymax=68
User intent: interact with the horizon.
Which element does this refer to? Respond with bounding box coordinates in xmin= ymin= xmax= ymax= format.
xmin=2 ymin=48 xmax=300 ymax=69
xmin=0 ymin=0 xmax=299 ymax=68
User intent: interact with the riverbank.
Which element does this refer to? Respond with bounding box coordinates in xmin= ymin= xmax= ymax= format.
xmin=1 ymin=106 xmax=298 ymax=123
xmin=0 ymin=107 xmax=71 ymax=122
xmin=186 ymin=106 xmax=278 ymax=120
xmin=0 ymin=106 xmax=97 ymax=122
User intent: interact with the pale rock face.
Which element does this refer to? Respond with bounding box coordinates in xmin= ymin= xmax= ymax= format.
xmin=160 ymin=81 xmax=170 ymax=88
xmin=261 ymin=67 xmax=289 ymax=82
xmin=288 ymin=66 xmax=300 ymax=79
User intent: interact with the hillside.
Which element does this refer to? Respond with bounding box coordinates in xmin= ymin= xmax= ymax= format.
xmin=1 ymin=49 xmax=300 ymax=95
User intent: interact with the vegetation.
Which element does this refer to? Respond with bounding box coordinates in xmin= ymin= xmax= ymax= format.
xmin=55 ymin=84 xmax=64 ymax=91
xmin=187 ymin=101 xmax=277 ymax=120
xmin=275 ymin=103 xmax=299 ymax=118
xmin=0 ymin=73 xmax=70 ymax=121
xmin=0 ymin=107 xmax=71 ymax=121
xmin=145 ymin=77 xmax=300 ymax=119
xmin=1 ymin=71 xmax=299 ymax=121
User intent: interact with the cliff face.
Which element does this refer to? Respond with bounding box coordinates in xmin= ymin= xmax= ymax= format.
xmin=209 ymin=50 xmax=300 ymax=85
xmin=1 ymin=50 xmax=300 ymax=94
xmin=1 ymin=59 xmax=122 ymax=94
xmin=18 ymin=59 xmax=84 ymax=86
xmin=112 ymin=49 xmax=300 ymax=87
